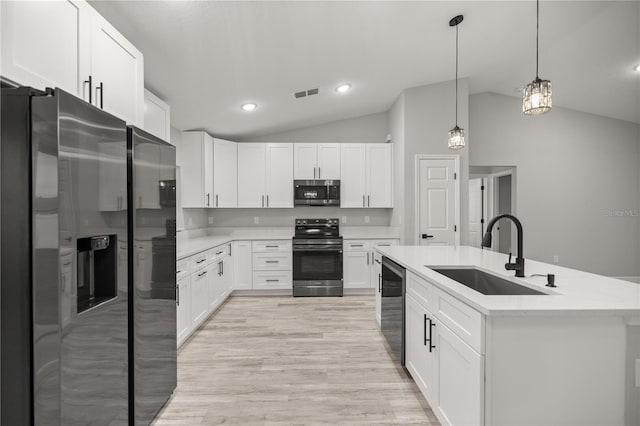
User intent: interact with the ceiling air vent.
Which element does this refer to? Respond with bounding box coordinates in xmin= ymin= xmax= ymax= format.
xmin=293 ymin=88 xmax=319 ymax=99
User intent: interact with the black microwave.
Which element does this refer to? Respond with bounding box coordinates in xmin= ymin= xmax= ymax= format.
xmin=294 ymin=180 xmax=340 ymax=206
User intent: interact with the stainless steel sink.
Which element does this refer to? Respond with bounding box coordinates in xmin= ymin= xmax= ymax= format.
xmin=429 ymin=267 xmax=548 ymax=296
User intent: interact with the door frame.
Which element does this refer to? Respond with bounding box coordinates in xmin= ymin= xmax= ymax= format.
xmin=414 ymin=155 xmax=461 ymax=246
xmin=488 ymin=169 xmax=517 ymax=253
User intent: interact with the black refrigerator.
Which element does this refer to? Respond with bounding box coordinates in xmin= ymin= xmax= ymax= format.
xmin=1 ymin=86 xmax=177 ymax=425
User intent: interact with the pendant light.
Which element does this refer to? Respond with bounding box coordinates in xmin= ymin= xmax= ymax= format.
xmin=448 ymin=15 xmax=465 ymax=150
xmin=522 ymin=0 xmax=552 ymax=115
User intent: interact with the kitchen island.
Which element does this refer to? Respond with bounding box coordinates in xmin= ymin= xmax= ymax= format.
xmin=375 ymin=245 xmax=640 ymax=426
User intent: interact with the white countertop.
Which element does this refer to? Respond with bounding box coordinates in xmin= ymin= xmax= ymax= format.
xmin=375 ymin=245 xmax=640 ymax=317
xmin=177 ymin=226 xmax=399 ymax=260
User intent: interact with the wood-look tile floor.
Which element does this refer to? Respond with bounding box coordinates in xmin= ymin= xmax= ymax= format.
xmin=152 ymin=295 xmax=440 ymax=425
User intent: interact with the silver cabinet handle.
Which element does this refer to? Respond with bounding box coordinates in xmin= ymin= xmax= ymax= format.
xmin=350 ymin=244 xmax=364 ymax=247
xmin=176 ymin=270 xmax=182 ymax=274
xmin=215 ymin=194 xmax=218 ymax=207
xmin=367 ymin=195 xmax=370 ymax=207
xmin=265 ymin=245 xmax=279 ymax=248
xmin=197 ymin=271 xmax=207 ymax=277
xmin=196 ymin=259 xmax=206 ymax=264
xmin=367 ymin=252 xmax=370 ymax=265
xmin=266 ymin=279 xmax=279 ymax=282
xmin=218 ymin=261 xmax=223 ymax=276
xmin=206 ymin=193 xmax=210 ymax=207
xmin=313 ymin=167 xmax=316 ymax=179
xmin=95 ymin=82 xmax=104 ymax=109
xmin=262 ymin=195 xmax=264 ymax=208
xmin=265 ymin=260 xmax=279 ymax=263
xmin=363 ymin=195 xmax=365 ymax=207
xmin=216 ymin=250 xmax=224 ymax=255
xmin=266 ymin=195 xmax=269 ymax=207
xmin=176 ymin=284 xmax=180 ymax=306
xmin=318 ymin=167 xmax=321 ymax=179
xmin=84 ymin=75 xmax=92 ymax=104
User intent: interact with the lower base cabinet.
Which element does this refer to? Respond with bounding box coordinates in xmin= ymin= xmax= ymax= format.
xmin=191 ymin=267 xmax=209 ymax=328
xmin=176 ymin=275 xmax=191 ymax=346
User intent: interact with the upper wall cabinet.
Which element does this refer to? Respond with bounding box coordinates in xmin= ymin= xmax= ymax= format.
xmin=293 ymin=143 xmax=340 ymax=180
xmin=144 ymin=89 xmax=171 ymax=143
xmin=238 ymin=143 xmax=293 ymax=208
xmin=213 ymin=138 xmax=238 ymax=208
xmin=340 ymin=144 xmax=393 ymax=208
xmin=181 ymin=132 xmax=214 ymax=208
xmin=1 ymin=0 xmax=144 ymax=126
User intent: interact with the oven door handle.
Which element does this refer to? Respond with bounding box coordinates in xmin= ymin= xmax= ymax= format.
xmin=293 ymin=247 xmax=343 ymax=253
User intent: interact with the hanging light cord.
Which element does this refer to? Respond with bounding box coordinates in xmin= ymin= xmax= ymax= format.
xmin=455 ymin=22 xmax=459 ymax=126
xmin=535 ymin=0 xmax=539 ymax=79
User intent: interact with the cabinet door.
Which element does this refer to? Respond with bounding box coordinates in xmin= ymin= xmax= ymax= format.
xmin=265 ymin=143 xmax=293 ymax=208
xmin=143 ymin=89 xmax=171 ymax=143
xmin=1 ymin=0 xmax=90 ymax=98
xmin=343 ymin=250 xmax=370 ymax=288
xmin=135 ymin=141 xmax=160 ymax=209
xmin=203 ymin=134 xmax=214 ymax=207
xmin=340 ymin=144 xmax=367 ymax=207
xmin=90 ymin=10 xmax=144 ymax=126
xmin=176 ymin=276 xmax=191 ymax=347
xmin=181 ymin=132 xmax=213 ymax=208
xmin=293 ymin=143 xmax=317 ymax=179
xmin=221 ymin=256 xmax=234 ymax=299
xmin=191 ymin=268 xmax=208 ymax=327
xmin=405 ymin=295 xmax=436 ymax=404
xmin=237 ymin=143 xmax=266 ymax=208
xmin=373 ymin=251 xmax=382 ymax=326
xmin=366 ymin=144 xmax=393 ymax=208
xmin=98 ymin=141 xmax=126 ymax=211
xmin=213 ymin=138 xmax=238 ymax=208
xmin=317 ymin=143 xmax=341 ymax=180
xmin=434 ymin=320 xmax=484 ymax=426
xmin=232 ymin=241 xmax=252 ymax=289
xmin=207 ymin=262 xmax=221 ymax=313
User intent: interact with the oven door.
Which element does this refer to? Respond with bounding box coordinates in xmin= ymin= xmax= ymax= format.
xmin=292 ymin=247 xmax=342 ymax=281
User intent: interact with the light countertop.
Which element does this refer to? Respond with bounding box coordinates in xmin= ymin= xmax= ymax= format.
xmin=375 ymin=245 xmax=640 ymax=317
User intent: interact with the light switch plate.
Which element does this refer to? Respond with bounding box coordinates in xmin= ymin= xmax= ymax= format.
xmin=254 ymin=216 xmax=259 ymax=224
xmin=208 ymin=216 xmax=214 ymax=225
xmin=341 ymin=216 xmax=347 ymax=224
xmin=364 ymin=215 xmax=370 ymax=224
xmin=553 ymin=255 xmax=559 ymax=263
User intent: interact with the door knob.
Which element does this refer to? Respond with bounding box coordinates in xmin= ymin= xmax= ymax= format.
xmin=421 ymin=234 xmax=434 ymax=239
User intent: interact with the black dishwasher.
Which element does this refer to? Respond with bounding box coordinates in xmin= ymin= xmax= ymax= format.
xmin=381 ymin=256 xmax=405 ymax=365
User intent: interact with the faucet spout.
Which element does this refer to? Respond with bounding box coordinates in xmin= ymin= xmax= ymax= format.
xmin=481 ymin=214 xmax=525 ymax=277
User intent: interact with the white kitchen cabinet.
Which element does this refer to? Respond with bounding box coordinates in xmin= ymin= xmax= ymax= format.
xmin=220 ymin=255 xmax=234 ymax=299
xmin=343 ymin=250 xmax=371 ymax=289
xmin=340 ymin=144 xmax=393 ymax=208
xmin=1 ymin=1 xmax=144 ymax=125
xmin=232 ymin=241 xmax=252 ymax=289
xmin=206 ymin=261 xmax=220 ymax=313
xmin=190 ymin=267 xmax=209 ymax=328
xmin=1 ymin=0 xmax=91 ymax=96
xmin=265 ymin=143 xmax=293 ymax=208
xmin=237 ymin=143 xmax=266 ymax=208
xmin=373 ymin=251 xmax=382 ymax=326
xmin=181 ymin=131 xmax=214 ymax=208
xmin=252 ymin=271 xmax=293 ymax=290
xmin=294 ymin=143 xmax=340 ymax=180
xmin=90 ymin=10 xmax=144 ymax=126
xmin=250 ymin=240 xmax=292 ymax=290
xmin=405 ymin=294 xmax=436 ymax=404
xmin=366 ymin=144 xmax=393 ymax=207
xmin=238 ymin=143 xmax=293 ymax=208
xmin=176 ymin=274 xmax=191 ymax=347
xmin=144 ymin=89 xmax=171 ymax=143
xmin=213 ymin=138 xmax=238 ymax=208
xmin=433 ymin=319 xmax=484 ymax=426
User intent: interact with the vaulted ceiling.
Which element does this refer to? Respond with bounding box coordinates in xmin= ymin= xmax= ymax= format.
xmin=90 ymin=1 xmax=640 ymax=139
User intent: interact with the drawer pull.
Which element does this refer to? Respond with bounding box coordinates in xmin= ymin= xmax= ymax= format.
xmin=377 ymin=244 xmax=391 ymax=246
xmin=350 ymin=244 xmax=364 ymax=247
xmin=196 ymin=259 xmax=206 ymax=264
xmin=265 ymin=279 xmax=280 ymax=282
xmin=176 ymin=270 xmax=182 ymax=274
xmin=265 ymin=245 xmax=279 ymax=248
xmin=265 ymin=260 xmax=279 ymax=264
xmin=197 ymin=271 xmax=207 ymax=277
xmin=216 ymin=251 xmax=224 ymax=255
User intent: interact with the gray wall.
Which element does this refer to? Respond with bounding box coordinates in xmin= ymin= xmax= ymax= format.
xmin=392 ymin=79 xmax=470 ymax=245
xmin=240 ymin=111 xmax=389 ymax=143
xmin=470 ymin=92 xmax=640 ymax=277
xmin=208 ymin=208 xmax=391 ymax=228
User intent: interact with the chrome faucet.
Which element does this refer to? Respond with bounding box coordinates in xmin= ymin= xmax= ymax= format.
xmin=481 ymin=214 xmax=525 ymax=277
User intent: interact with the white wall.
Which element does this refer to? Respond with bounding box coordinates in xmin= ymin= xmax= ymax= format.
xmin=470 ymin=92 xmax=640 ymax=277
xmin=240 ymin=111 xmax=389 ymax=143
xmin=394 ymin=79 xmax=470 ymax=245
xmin=388 ymin=92 xmax=405 ymax=235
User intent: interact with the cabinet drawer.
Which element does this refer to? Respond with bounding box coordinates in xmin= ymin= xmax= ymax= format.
xmin=406 ymin=271 xmax=434 ymax=312
xmin=190 ymin=251 xmax=210 ymax=271
xmin=252 ymin=252 xmax=292 ymax=270
xmin=252 ymin=271 xmax=292 ymax=290
xmin=371 ymin=239 xmax=399 ymax=247
xmin=344 ymin=240 xmax=371 ymax=252
xmin=432 ymin=286 xmax=484 ymax=354
xmin=176 ymin=259 xmax=190 ymax=281
xmin=252 ymin=240 xmax=292 ymax=252
xmin=210 ymin=243 xmax=230 ymax=262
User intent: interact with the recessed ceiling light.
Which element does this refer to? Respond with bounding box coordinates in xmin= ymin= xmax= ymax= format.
xmin=634 ymin=64 xmax=640 ymax=72
xmin=336 ymin=84 xmax=351 ymax=93
xmin=241 ymin=103 xmax=257 ymax=111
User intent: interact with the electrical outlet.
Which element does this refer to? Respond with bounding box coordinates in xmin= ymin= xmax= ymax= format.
xmin=341 ymin=216 xmax=347 ymax=224
xmin=254 ymin=216 xmax=259 ymax=224
xmin=636 ymin=359 xmax=640 ymax=387
xmin=188 ymin=217 xmax=193 ymax=226
xmin=553 ymin=255 xmax=559 ymax=263
xmin=208 ymin=216 xmax=214 ymax=225
xmin=364 ymin=215 xmax=370 ymax=224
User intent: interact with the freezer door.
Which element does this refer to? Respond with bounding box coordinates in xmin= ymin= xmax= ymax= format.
xmin=32 ymin=88 xmax=129 ymax=426
xmin=128 ymin=126 xmax=177 ymax=425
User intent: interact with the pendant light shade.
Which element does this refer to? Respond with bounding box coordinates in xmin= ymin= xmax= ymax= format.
xmin=522 ymin=0 xmax=552 ymax=115
xmin=448 ymin=14 xmax=465 ymax=150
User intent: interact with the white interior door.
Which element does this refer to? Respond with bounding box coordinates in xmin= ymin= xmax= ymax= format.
xmin=418 ymin=158 xmax=457 ymax=246
xmin=468 ymin=178 xmax=483 ymax=247
xmin=293 ymin=143 xmax=317 ymax=179
xmin=317 ymin=143 xmax=341 ymax=180
xmin=237 ymin=143 xmax=266 ymax=208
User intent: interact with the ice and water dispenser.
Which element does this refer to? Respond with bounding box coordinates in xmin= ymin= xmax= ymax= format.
xmin=77 ymin=235 xmax=117 ymax=313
